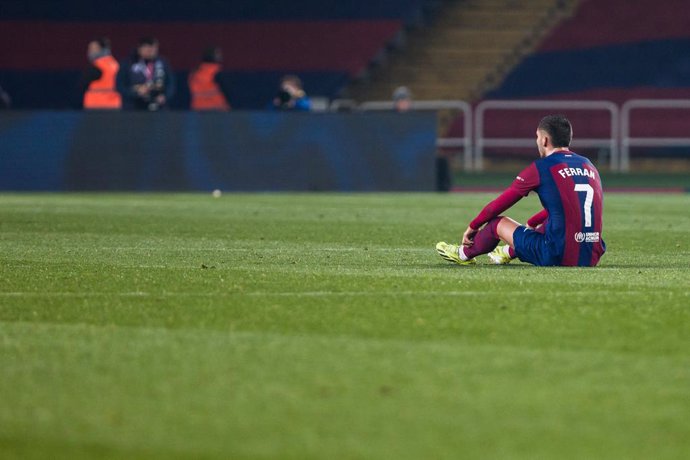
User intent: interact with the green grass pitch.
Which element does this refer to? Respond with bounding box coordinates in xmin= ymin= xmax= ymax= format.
xmin=1 ymin=192 xmax=689 ymax=459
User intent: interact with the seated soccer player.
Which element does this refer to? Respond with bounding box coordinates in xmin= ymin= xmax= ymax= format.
xmin=437 ymin=114 xmax=606 ymax=267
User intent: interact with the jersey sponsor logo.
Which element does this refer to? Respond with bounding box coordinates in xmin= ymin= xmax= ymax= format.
xmin=557 ymin=167 xmax=596 ymax=180
xmin=575 ymin=232 xmax=600 ymax=243
xmin=516 ymin=175 xmax=525 ymax=182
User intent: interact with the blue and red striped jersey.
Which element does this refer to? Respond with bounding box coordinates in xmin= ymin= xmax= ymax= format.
xmin=513 ymin=151 xmax=606 ymax=266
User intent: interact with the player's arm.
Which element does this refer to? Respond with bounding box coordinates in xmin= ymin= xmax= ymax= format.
xmin=526 ymin=209 xmax=548 ymax=229
xmin=462 ymin=187 xmax=524 ymax=245
xmin=463 ymin=163 xmax=540 ymax=245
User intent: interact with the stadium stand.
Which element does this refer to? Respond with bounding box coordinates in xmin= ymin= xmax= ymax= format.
xmin=486 ymin=0 xmax=690 ymax=103
xmin=346 ymin=0 xmax=575 ymax=102
xmin=0 ymin=0 xmax=434 ymax=109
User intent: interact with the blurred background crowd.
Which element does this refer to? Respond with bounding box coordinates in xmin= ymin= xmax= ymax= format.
xmin=2 ymin=0 xmax=690 ymax=111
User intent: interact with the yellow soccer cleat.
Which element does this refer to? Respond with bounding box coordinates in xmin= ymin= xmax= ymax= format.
xmin=435 ymin=242 xmax=476 ymax=265
xmin=487 ymin=245 xmax=513 ymax=265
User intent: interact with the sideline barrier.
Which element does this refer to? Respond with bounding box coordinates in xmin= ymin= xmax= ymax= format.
xmin=621 ymin=99 xmax=690 ymax=172
xmin=2 ymin=100 xmax=688 ymax=189
xmin=358 ymin=100 xmax=473 ymax=171
xmin=0 ymin=111 xmax=437 ymax=192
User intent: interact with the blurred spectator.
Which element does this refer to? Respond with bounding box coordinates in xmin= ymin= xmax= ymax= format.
xmin=188 ymin=46 xmax=230 ymax=111
xmin=81 ymin=37 xmax=122 ymax=110
xmin=117 ymin=37 xmax=175 ymax=111
xmin=392 ymin=85 xmax=450 ymax=191
xmin=393 ymin=86 xmax=412 ymax=113
xmin=272 ymin=75 xmax=311 ymax=111
xmin=0 ymin=84 xmax=11 ymax=109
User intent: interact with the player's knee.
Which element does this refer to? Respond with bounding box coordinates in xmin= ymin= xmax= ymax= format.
xmin=496 ymin=216 xmax=521 ymax=242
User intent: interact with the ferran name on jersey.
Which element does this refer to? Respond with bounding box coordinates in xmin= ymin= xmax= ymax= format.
xmin=557 ymin=167 xmax=596 ymax=180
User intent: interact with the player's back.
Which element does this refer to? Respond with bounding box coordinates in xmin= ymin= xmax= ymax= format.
xmin=535 ymin=151 xmax=606 ymax=266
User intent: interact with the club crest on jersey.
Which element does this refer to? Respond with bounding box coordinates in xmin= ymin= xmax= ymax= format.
xmin=575 ymin=232 xmax=600 ymax=243
xmin=558 ymin=167 xmax=596 ymax=180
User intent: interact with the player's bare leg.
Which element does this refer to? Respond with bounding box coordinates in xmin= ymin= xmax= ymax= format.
xmin=496 ymin=217 xmax=521 ymax=247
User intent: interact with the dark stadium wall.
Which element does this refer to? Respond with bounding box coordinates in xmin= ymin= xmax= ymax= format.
xmin=0 ymin=0 xmax=429 ymax=22
xmin=0 ymin=111 xmax=437 ymax=192
xmin=0 ymin=21 xmax=403 ymax=73
xmin=486 ymin=0 xmax=690 ymax=103
xmin=0 ymin=0 xmax=432 ymax=109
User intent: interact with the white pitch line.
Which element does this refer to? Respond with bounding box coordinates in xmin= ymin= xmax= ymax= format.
xmin=5 ymin=246 xmax=432 ymax=253
xmin=0 ymin=290 xmax=684 ymax=298
xmin=0 ymin=291 xmax=482 ymax=297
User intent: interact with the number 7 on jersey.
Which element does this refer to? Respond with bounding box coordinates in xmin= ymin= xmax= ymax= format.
xmin=574 ymin=183 xmax=594 ymax=228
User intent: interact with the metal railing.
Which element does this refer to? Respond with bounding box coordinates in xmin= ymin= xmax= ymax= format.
xmin=357 ymin=100 xmax=473 ymax=171
xmin=335 ymin=98 xmax=690 ymax=172
xmin=474 ymin=100 xmax=620 ymax=171
xmin=621 ymin=99 xmax=690 ymax=172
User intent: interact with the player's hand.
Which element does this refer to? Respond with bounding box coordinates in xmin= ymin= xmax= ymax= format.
xmin=135 ymin=85 xmax=149 ymax=96
xmin=462 ymin=226 xmax=477 ymax=246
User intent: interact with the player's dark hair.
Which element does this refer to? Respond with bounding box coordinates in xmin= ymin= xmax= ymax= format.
xmin=138 ymin=36 xmax=159 ymax=47
xmin=92 ymin=37 xmax=111 ymax=51
xmin=202 ymin=46 xmax=220 ymax=63
xmin=538 ymin=115 xmax=572 ymax=147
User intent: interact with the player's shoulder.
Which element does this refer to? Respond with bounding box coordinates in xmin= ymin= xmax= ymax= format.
xmin=570 ymin=151 xmax=600 ymax=172
xmin=565 ymin=150 xmax=592 ymax=162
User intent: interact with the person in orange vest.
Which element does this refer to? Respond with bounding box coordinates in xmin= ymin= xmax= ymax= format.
xmin=82 ymin=37 xmax=122 ymax=110
xmin=188 ymin=46 xmax=230 ymax=111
